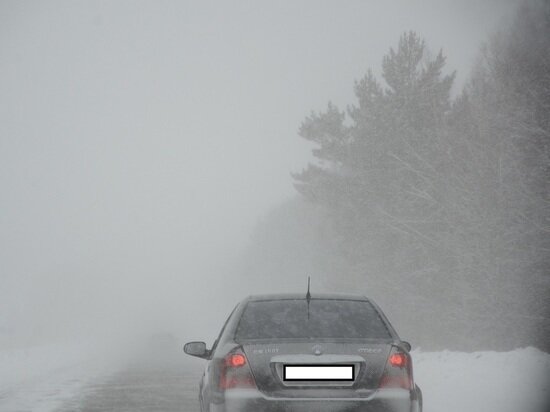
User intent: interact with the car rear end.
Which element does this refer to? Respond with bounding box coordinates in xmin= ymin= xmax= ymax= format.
xmin=207 ymin=296 xmax=422 ymax=412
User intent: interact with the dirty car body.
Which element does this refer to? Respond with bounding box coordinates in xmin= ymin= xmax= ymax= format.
xmin=184 ymin=294 xmax=422 ymax=412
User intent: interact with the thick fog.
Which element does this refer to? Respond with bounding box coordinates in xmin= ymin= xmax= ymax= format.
xmin=3 ymin=1 xmax=550 ymax=412
xmin=1 ymin=0 xmax=526 ymax=350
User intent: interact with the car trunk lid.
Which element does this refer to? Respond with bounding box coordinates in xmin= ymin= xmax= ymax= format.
xmin=242 ymin=341 xmax=391 ymax=397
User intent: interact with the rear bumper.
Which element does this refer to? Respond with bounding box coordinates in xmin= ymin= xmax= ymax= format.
xmin=210 ymin=387 xmax=421 ymax=412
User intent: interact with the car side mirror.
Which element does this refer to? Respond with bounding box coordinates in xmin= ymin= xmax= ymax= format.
xmin=401 ymin=341 xmax=412 ymax=352
xmin=184 ymin=341 xmax=208 ymax=358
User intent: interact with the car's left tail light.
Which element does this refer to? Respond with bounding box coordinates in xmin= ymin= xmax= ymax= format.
xmin=219 ymin=348 xmax=256 ymax=389
xmin=379 ymin=346 xmax=413 ymax=390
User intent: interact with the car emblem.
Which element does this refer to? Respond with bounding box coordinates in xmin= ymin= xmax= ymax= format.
xmin=312 ymin=345 xmax=323 ymax=356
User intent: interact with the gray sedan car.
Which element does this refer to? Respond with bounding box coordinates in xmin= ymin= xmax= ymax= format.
xmin=184 ymin=294 xmax=422 ymax=412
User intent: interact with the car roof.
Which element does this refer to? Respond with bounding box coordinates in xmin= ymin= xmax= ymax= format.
xmin=244 ymin=293 xmax=370 ymax=302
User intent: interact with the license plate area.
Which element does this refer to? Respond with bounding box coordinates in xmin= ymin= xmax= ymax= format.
xmin=283 ymin=364 xmax=355 ymax=381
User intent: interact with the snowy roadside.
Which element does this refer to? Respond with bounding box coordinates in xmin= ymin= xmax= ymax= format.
xmin=413 ymin=347 xmax=550 ymax=412
xmin=0 ymin=341 xmax=118 ymax=412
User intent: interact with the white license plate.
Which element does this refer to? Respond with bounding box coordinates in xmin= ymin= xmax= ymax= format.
xmin=283 ymin=365 xmax=354 ymax=381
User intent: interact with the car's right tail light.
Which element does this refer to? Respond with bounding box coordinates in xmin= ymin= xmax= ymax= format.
xmin=379 ymin=346 xmax=413 ymax=389
xmin=219 ymin=348 xmax=257 ymax=389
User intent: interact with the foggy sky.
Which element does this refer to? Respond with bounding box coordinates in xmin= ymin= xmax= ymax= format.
xmin=0 ymin=0 xmax=522 ymax=345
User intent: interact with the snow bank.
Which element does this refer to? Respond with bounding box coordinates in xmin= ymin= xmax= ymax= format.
xmin=413 ymin=347 xmax=550 ymax=412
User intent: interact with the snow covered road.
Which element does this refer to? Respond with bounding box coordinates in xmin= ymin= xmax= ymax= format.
xmin=0 ymin=343 xmax=115 ymax=412
xmin=1 ymin=345 xmax=548 ymax=412
xmin=54 ymin=360 xmax=202 ymax=412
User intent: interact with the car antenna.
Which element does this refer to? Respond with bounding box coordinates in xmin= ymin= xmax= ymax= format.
xmin=306 ymin=276 xmax=311 ymax=320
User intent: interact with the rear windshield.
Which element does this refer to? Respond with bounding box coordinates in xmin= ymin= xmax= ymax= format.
xmin=235 ymin=299 xmax=391 ymax=340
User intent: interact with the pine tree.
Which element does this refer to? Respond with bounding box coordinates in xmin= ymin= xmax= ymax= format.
xmin=294 ymin=35 xmax=454 ymax=260
xmin=293 ymin=32 xmax=458 ymax=345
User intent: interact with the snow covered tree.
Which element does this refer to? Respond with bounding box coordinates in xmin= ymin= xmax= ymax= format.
xmin=293 ymin=32 xmax=459 ymax=345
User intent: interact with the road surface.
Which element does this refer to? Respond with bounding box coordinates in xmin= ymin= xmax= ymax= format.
xmin=55 ymin=355 xmax=203 ymax=412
